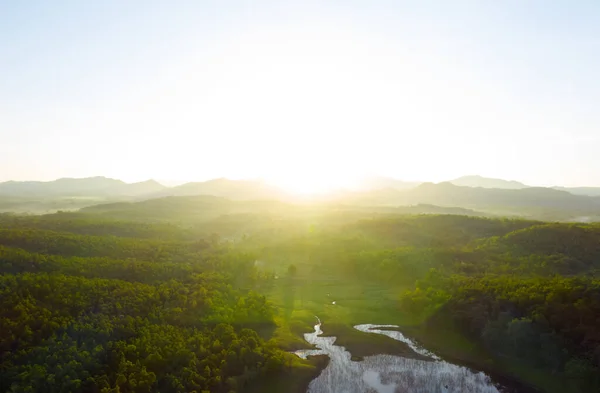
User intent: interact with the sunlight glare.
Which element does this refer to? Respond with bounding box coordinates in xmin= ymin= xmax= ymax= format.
xmin=265 ymin=166 xmax=360 ymax=195
xmin=108 ymin=20 xmax=469 ymax=185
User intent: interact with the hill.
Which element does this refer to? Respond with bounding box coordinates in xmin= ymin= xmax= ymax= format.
xmin=0 ymin=177 xmax=124 ymax=196
xmin=552 ymin=186 xmax=600 ymax=197
xmin=486 ymin=223 xmax=600 ymax=267
xmin=5 ymin=176 xmax=600 ymax=222
xmin=403 ymin=182 xmax=585 ymax=208
xmin=0 ymin=177 xmax=166 ymax=197
xmin=346 ymin=182 xmax=600 ymax=221
xmin=449 ymin=175 xmax=529 ymax=189
xmin=0 ymin=178 xmax=168 ymax=214
xmin=450 ymin=176 xmax=600 ymax=197
xmin=80 ymin=195 xmax=272 ymax=221
xmin=155 ymin=178 xmax=286 ymax=200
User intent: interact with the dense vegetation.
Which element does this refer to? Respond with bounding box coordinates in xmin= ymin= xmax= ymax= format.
xmin=2 ymin=205 xmax=600 ymax=393
xmin=395 ymin=223 xmax=600 ymax=392
xmin=240 ymin=214 xmax=600 ymax=392
xmin=0 ymin=217 xmax=300 ymax=393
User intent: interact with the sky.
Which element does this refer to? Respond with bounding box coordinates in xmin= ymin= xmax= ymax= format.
xmin=2 ymin=0 xmax=600 ymax=192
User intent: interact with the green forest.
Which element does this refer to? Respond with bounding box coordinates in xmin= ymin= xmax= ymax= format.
xmin=1 ymin=206 xmax=600 ymax=393
xmin=0 ymin=212 xmax=311 ymax=393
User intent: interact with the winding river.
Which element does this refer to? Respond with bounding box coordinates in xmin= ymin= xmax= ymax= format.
xmin=295 ymin=317 xmax=503 ymax=393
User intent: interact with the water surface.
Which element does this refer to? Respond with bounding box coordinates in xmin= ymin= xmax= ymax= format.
xmin=296 ymin=318 xmax=502 ymax=393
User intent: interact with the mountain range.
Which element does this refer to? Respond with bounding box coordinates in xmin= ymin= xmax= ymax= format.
xmin=0 ymin=177 xmax=166 ymax=197
xmin=448 ymin=175 xmax=528 ymax=189
xmin=448 ymin=175 xmax=600 ymax=196
xmin=3 ymin=175 xmax=600 ymax=198
xmin=154 ymin=178 xmax=286 ymax=200
xmin=346 ymin=182 xmax=600 ymax=220
xmin=2 ymin=175 xmax=600 ymax=221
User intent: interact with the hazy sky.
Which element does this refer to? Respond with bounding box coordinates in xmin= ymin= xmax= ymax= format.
xmin=2 ymin=0 xmax=600 ymax=191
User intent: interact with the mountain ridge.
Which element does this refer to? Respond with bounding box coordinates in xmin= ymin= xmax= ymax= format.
xmin=3 ymin=175 xmax=600 ymax=200
xmin=0 ymin=177 xmax=166 ymax=197
xmin=345 ymin=181 xmax=600 ymax=221
xmin=449 ymin=175 xmax=529 ymax=189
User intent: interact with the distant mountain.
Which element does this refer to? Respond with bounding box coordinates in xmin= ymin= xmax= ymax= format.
xmin=449 ymin=176 xmax=600 ymax=197
xmin=552 ymin=186 xmax=600 ymax=197
xmin=117 ymin=180 xmax=166 ymax=196
xmin=0 ymin=177 xmax=166 ymax=197
xmin=346 ymin=182 xmax=600 ymax=221
xmin=6 ymin=175 xmax=600 ymax=222
xmin=449 ymin=175 xmax=528 ymax=189
xmin=403 ymin=182 xmax=585 ymax=208
xmin=156 ymin=178 xmax=286 ymax=200
xmin=0 ymin=177 xmax=123 ymax=196
xmin=155 ymin=179 xmax=189 ymax=187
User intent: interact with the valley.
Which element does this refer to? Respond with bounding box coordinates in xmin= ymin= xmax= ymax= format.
xmin=1 ymin=197 xmax=599 ymax=392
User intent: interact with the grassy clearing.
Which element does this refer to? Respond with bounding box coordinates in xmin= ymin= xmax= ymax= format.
xmin=268 ymin=274 xmax=416 ymax=325
xmin=264 ymin=273 xmax=419 ymax=354
xmin=265 ymin=274 xmax=560 ymax=393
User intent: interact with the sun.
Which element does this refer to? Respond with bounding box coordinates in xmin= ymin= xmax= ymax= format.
xmin=265 ymin=168 xmax=359 ymax=195
xmin=270 ymin=176 xmax=334 ymax=195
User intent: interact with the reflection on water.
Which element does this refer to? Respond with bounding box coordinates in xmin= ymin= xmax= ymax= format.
xmin=295 ymin=319 xmax=502 ymax=393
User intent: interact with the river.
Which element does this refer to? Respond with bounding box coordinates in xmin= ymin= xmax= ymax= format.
xmin=295 ymin=317 xmax=504 ymax=393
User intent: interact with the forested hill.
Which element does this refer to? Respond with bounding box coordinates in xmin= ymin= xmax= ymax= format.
xmin=78 ymin=197 xmax=490 ymax=239
xmin=79 ymin=196 xmax=293 ymax=221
